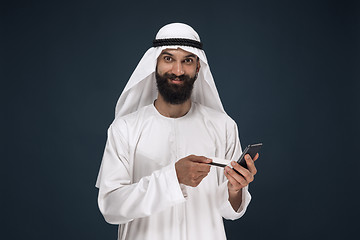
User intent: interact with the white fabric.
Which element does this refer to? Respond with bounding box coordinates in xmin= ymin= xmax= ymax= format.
xmin=114 ymin=23 xmax=224 ymax=119
xmin=96 ymin=102 xmax=251 ymax=240
xmin=96 ymin=23 xmax=251 ymax=239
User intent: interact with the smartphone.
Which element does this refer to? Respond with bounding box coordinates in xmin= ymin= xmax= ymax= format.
xmin=237 ymin=143 xmax=262 ymax=169
xmin=209 ymin=143 xmax=262 ymax=169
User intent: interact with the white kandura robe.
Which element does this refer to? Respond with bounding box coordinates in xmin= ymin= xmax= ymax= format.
xmin=96 ymin=102 xmax=251 ymax=240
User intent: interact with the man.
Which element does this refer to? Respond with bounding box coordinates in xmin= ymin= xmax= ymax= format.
xmin=96 ymin=23 xmax=258 ymax=240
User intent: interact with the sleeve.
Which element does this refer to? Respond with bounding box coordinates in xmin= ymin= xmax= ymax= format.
xmin=216 ymin=118 xmax=252 ymax=220
xmin=95 ymin=122 xmax=186 ymax=225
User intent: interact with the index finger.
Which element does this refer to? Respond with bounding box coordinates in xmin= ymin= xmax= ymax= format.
xmin=188 ymin=155 xmax=212 ymax=164
xmin=194 ymin=162 xmax=211 ymax=172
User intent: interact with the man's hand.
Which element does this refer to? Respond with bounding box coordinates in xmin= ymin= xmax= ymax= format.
xmin=225 ymin=153 xmax=259 ymax=210
xmin=225 ymin=153 xmax=259 ymax=192
xmin=175 ymin=155 xmax=212 ymax=187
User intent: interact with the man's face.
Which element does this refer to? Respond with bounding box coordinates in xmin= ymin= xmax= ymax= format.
xmin=156 ymin=48 xmax=200 ymax=105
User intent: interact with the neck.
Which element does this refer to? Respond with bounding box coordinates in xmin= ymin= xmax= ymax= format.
xmin=154 ymin=94 xmax=192 ymax=118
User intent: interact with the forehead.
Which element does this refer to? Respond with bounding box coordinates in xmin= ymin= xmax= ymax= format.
xmin=160 ymin=47 xmax=197 ymax=57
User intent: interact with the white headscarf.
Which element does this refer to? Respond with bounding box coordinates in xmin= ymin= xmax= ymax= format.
xmin=115 ymin=23 xmax=225 ymax=119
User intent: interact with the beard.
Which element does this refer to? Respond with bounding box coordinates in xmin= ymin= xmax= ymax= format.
xmin=155 ymin=71 xmax=197 ymax=105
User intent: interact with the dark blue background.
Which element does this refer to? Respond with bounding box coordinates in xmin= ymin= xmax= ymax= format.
xmin=2 ymin=0 xmax=359 ymax=239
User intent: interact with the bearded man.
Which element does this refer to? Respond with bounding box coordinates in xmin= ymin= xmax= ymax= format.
xmin=96 ymin=23 xmax=259 ymax=240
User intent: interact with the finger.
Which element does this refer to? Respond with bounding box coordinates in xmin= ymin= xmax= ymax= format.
xmin=188 ymin=155 xmax=212 ymax=164
xmin=194 ymin=162 xmax=211 ymax=173
xmin=245 ymin=155 xmax=258 ymax=176
xmin=244 ymin=153 xmax=259 ymax=162
xmin=230 ymin=161 xmax=254 ymax=183
xmin=224 ymin=170 xmax=241 ymax=189
xmin=231 ymin=161 xmax=247 ymax=176
xmin=225 ymin=165 xmax=249 ymax=185
xmin=224 ymin=167 xmax=245 ymax=189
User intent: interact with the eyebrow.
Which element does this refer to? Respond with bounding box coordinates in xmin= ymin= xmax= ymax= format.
xmin=185 ymin=54 xmax=197 ymax=58
xmin=160 ymin=51 xmax=173 ymax=56
xmin=160 ymin=52 xmax=197 ymax=59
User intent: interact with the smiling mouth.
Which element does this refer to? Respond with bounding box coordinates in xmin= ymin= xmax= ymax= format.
xmin=169 ymin=78 xmax=184 ymax=84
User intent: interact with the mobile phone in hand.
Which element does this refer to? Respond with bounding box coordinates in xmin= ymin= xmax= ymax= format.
xmin=237 ymin=143 xmax=262 ymax=169
xmin=209 ymin=143 xmax=262 ymax=169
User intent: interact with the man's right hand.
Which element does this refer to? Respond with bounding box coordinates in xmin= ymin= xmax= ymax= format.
xmin=175 ymin=155 xmax=212 ymax=187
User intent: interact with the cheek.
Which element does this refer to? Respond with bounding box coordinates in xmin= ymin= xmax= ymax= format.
xmin=184 ymin=66 xmax=198 ymax=76
xmin=156 ymin=64 xmax=171 ymax=76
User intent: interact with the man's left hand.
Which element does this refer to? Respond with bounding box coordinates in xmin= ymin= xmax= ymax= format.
xmin=224 ymin=153 xmax=259 ymax=193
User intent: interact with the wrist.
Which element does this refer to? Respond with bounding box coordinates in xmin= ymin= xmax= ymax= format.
xmin=228 ymin=188 xmax=242 ymax=197
xmin=227 ymin=182 xmax=242 ymax=194
xmin=228 ymin=186 xmax=243 ymax=211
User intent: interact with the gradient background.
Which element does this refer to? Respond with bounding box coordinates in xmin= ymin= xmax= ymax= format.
xmin=2 ymin=0 xmax=359 ymax=239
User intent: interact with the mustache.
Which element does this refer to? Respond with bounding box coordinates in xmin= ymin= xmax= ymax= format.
xmin=163 ymin=73 xmax=191 ymax=81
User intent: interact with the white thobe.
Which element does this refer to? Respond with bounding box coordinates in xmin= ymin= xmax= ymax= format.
xmin=96 ymin=102 xmax=251 ymax=240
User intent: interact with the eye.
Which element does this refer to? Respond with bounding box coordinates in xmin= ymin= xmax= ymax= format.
xmin=184 ymin=58 xmax=194 ymax=64
xmin=164 ymin=56 xmax=172 ymax=62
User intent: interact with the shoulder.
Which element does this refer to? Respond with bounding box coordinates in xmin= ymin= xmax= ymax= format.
xmin=111 ymin=104 xmax=154 ymax=131
xmin=193 ymin=102 xmax=237 ymax=126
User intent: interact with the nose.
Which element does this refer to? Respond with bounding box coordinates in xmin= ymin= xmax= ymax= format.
xmin=171 ymin=61 xmax=184 ymax=76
